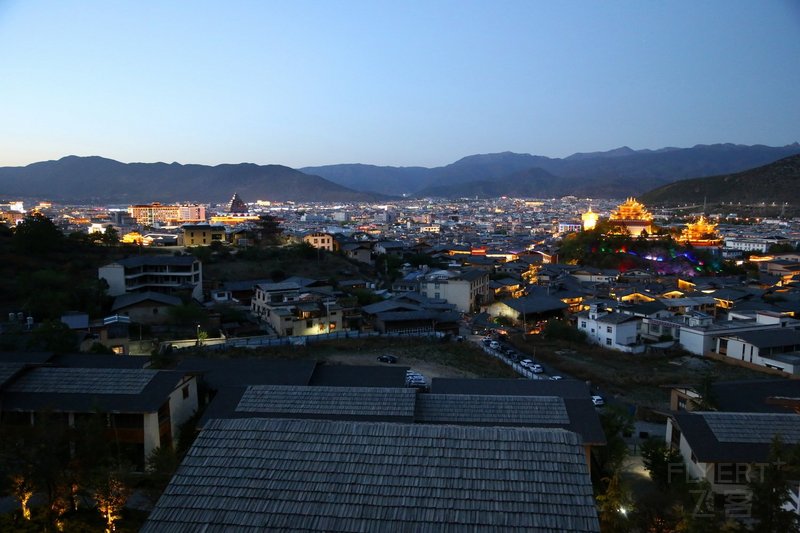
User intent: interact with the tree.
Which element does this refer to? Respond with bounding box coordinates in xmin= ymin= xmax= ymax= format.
xmin=254 ymin=215 xmax=283 ymax=246
xmin=748 ymin=435 xmax=800 ymax=533
xmin=641 ymin=438 xmax=685 ymax=491
xmin=596 ymin=470 xmax=632 ymax=532
xmin=12 ymin=214 xmax=64 ymax=254
xmin=27 ymin=320 xmax=78 ymax=353
xmin=101 ymin=225 xmax=119 ymax=246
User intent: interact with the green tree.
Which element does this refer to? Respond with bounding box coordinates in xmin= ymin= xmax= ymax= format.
xmin=748 ymin=435 xmax=800 ymax=533
xmin=101 ymin=224 xmax=119 ymax=246
xmin=596 ymin=470 xmax=632 ymax=532
xmin=12 ymin=214 xmax=64 ymax=254
xmin=27 ymin=320 xmax=78 ymax=353
xmin=641 ymin=438 xmax=685 ymax=491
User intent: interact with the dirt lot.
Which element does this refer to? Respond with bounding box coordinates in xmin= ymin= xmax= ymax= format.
xmin=195 ymin=336 xmax=520 ymax=380
xmin=507 ymin=335 xmax=782 ymax=409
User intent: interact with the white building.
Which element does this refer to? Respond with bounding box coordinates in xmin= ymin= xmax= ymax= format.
xmin=98 ymin=256 xmax=203 ymax=301
xmin=576 ymin=305 xmax=643 ymax=353
xmin=418 ymin=269 xmax=490 ymax=313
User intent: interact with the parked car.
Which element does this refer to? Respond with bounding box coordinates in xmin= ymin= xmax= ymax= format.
xmin=489 ymin=341 xmax=501 ymax=350
xmin=530 ymin=364 xmax=544 ymax=373
xmin=591 ymin=395 xmax=605 ymax=407
xmin=549 ymin=375 xmax=563 ymax=381
xmin=377 ymin=355 xmax=398 ymax=364
xmin=520 ymin=359 xmax=535 ymax=368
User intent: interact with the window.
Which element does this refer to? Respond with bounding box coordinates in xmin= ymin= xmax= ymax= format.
xmin=306 ymin=320 xmax=313 ymax=328
xmin=606 ymin=326 xmax=612 ymax=333
xmin=182 ymin=385 xmax=190 ymax=399
xmin=605 ymin=338 xmax=612 ymax=345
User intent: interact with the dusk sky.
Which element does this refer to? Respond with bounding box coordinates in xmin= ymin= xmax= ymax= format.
xmin=1 ymin=1 xmax=798 ymax=169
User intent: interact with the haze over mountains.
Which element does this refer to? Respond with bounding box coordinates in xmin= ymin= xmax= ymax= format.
xmin=305 ymin=143 xmax=800 ymax=198
xmin=0 ymin=143 xmax=798 ymax=203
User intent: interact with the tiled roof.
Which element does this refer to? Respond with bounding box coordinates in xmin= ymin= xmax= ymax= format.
xmin=235 ymin=385 xmax=416 ymax=419
xmin=416 ymin=394 xmax=569 ymax=425
xmin=703 ymin=412 xmax=800 ymax=444
xmin=8 ymin=367 xmax=156 ymax=394
xmin=142 ymin=418 xmax=599 ymax=532
xmin=0 ymin=362 xmax=28 ymax=390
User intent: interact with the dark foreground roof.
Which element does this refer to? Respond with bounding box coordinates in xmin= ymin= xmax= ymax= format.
xmin=3 ymin=367 xmax=185 ymax=413
xmin=142 ymin=418 xmax=599 ymax=532
xmin=711 ymin=379 xmax=800 ymax=413
xmin=176 ymin=358 xmax=317 ymax=389
xmin=673 ymin=411 xmax=800 ymax=463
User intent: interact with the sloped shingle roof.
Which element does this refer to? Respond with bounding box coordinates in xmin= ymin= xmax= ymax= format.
xmin=142 ymin=418 xmax=599 ymax=532
xmin=416 ymin=394 xmax=569 ymax=425
xmin=235 ymin=385 xmax=416 ymax=420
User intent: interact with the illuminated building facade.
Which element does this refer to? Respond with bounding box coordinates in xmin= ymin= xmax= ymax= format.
xmin=129 ymin=203 xmax=206 ymax=226
xmin=581 ymin=207 xmax=598 ymax=231
xmin=608 ymin=198 xmax=653 ymax=236
xmin=680 ymin=216 xmax=721 ymax=247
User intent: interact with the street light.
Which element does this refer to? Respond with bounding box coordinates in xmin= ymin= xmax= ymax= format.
xmin=196 ymin=324 xmax=201 ymax=345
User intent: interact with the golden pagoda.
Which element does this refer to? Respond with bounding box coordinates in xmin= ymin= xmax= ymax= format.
xmin=680 ymin=216 xmax=720 ymax=246
xmin=608 ymin=198 xmax=653 ymax=236
xmin=581 ymin=207 xmax=598 ymax=231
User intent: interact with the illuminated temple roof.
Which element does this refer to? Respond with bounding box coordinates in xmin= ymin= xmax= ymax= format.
xmin=609 ymin=198 xmax=653 ymax=222
xmin=681 ymin=216 xmax=720 ymax=244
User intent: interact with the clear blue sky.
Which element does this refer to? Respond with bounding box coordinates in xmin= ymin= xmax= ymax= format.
xmin=1 ymin=0 xmax=798 ymax=168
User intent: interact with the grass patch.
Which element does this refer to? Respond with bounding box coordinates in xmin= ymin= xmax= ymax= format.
xmin=509 ymin=335 xmax=779 ymax=408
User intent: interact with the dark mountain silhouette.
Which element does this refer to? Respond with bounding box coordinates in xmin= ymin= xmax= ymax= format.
xmin=641 ymin=154 xmax=800 ymax=204
xmin=0 ymin=156 xmax=385 ymax=203
xmin=303 ymin=143 xmax=800 ymax=197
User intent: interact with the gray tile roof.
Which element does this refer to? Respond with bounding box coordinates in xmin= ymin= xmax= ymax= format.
xmin=416 ymin=394 xmax=570 ymax=425
xmin=8 ymin=367 xmax=157 ymax=394
xmin=0 ymin=362 xmax=28 ymax=390
xmin=142 ymin=418 xmax=599 ymax=532
xmin=235 ymin=385 xmax=417 ymax=419
xmin=703 ymin=412 xmax=800 ymax=444
xmin=674 ymin=411 xmax=800 ymax=463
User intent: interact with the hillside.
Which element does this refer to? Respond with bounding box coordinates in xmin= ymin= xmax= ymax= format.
xmin=640 ymin=154 xmax=800 ymax=204
xmin=0 ymin=156 xmax=385 ymax=203
xmin=303 ymin=143 xmax=800 ymax=197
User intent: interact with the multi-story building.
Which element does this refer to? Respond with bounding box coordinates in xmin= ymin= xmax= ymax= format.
xmin=303 ymin=232 xmax=337 ymax=252
xmin=181 ymin=224 xmax=226 ymax=246
xmin=418 ymin=269 xmax=490 ymax=313
xmin=251 ymin=282 xmax=343 ymax=336
xmin=98 ymin=256 xmax=203 ymax=301
xmin=128 ymin=203 xmax=206 ymax=226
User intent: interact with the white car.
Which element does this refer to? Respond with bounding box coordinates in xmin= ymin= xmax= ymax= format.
xmin=489 ymin=341 xmax=501 ymax=350
xmin=549 ymin=375 xmax=563 ymax=381
xmin=520 ymin=359 xmax=534 ymax=368
xmin=530 ymin=364 xmax=544 ymax=373
xmin=591 ymin=395 xmax=605 ymax=407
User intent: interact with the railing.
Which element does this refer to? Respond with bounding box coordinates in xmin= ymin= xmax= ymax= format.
xmin=162 ymin=329 xmax=446 ymax=352
xmin=480 ymin=344 xmax=542 ymax=380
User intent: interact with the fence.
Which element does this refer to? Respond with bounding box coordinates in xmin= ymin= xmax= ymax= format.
xmin=161 ymin=329 xmax=446 ymax=353
xmin=480 ymin=344 xmax=542 ymax=380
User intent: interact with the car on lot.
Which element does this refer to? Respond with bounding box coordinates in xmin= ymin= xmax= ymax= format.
xmin=377 ymin=355 xmax=398 ymax=364
xmin=489 ymin=341 xmax=501 ymax=350
xmin=549 ymin=375 xmax=563 ymax=381
xmin=530 ymin=364 xmax=544 ymax=373
xmin=481 ymin=338 xmax=492 ymax=345
xmin=591 ymin=395 xmax=605 ymax=407
xmin=519 ymin=359 xmax=535 ymax=368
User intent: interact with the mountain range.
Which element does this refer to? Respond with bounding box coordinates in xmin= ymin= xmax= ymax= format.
xmin=304 ymin=143 xmax=800 ymax=198
xmin=0 ymin=142 xmax=798 ymax=203
xmin=640 ymin=154 xmax=800 ymax=205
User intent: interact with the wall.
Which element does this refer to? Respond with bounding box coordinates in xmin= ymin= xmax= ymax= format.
xmin=98 ymin=264 xmax=126 ymax=296
xmin=168 ymin=376 xmax=198 ymax=441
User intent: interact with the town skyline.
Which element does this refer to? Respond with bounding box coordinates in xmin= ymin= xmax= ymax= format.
xmin=1 ymin=1 xmax=798 ymax=168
